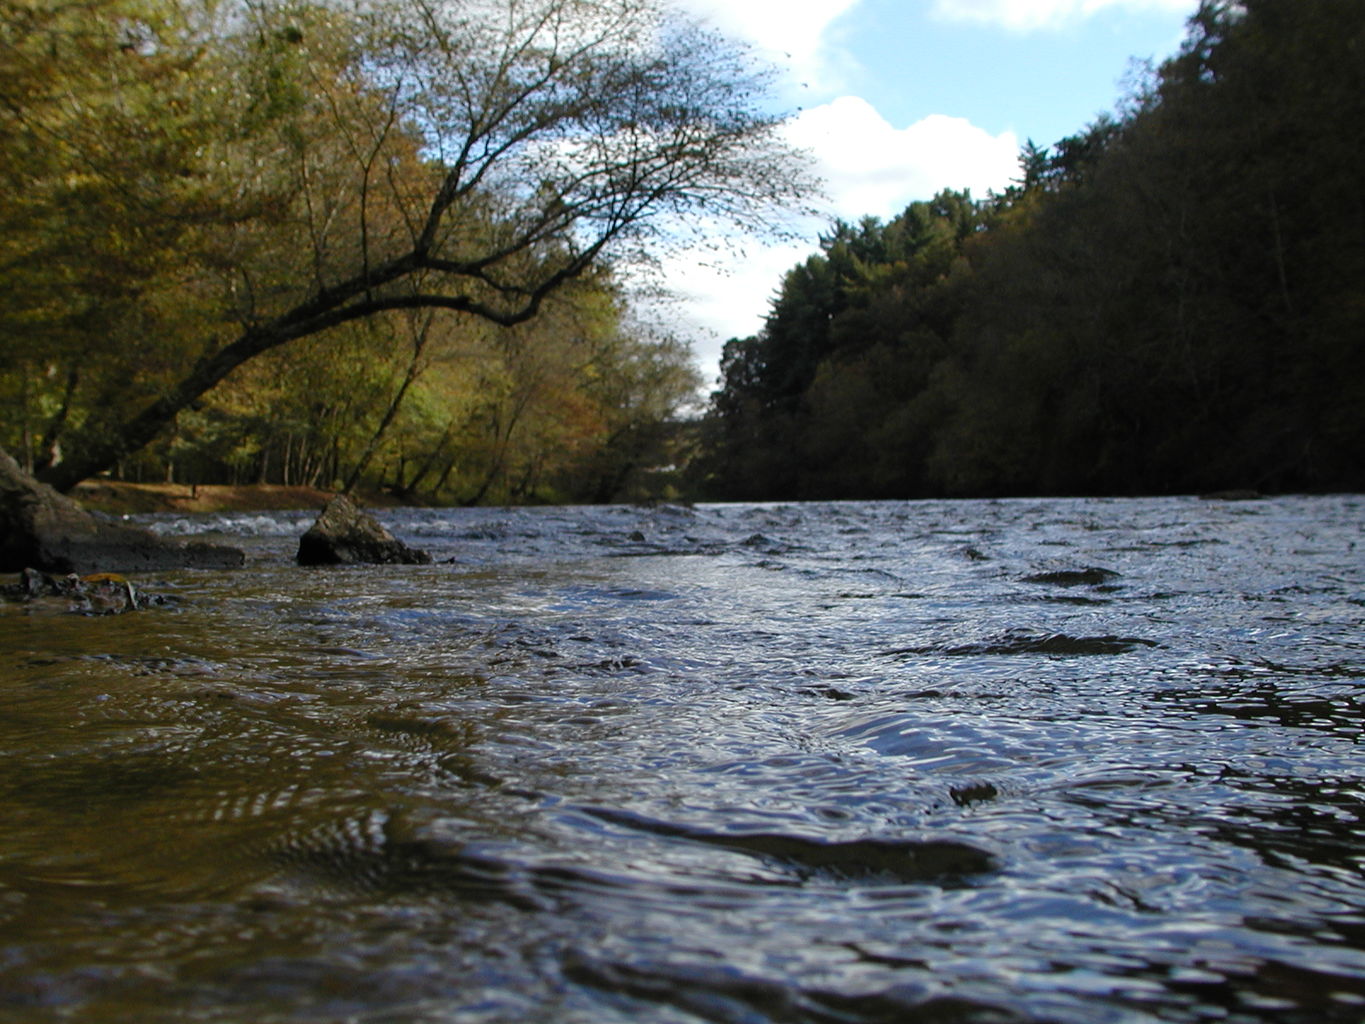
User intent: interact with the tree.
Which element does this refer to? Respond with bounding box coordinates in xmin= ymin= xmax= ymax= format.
xmin=695 ymin=190 xmax=988 ymax=498
xmin=0 ymin=0 xmax=238 ymax=473
xmin=572 ymin=323 xmax=702 ymax=502
xmin=122 ymin=264 xmax=701 ymax=502
xmin=5 ymin=0 xmax=813 ymax=492
xmin=698 ymin=0 xmax=1365 ymax=500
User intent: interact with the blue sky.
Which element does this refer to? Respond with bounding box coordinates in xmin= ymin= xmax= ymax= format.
xmin=827 ymin=0 xmax=1191 ymax=144
xmin=659 ymin=0 xmax=1199 ymax=379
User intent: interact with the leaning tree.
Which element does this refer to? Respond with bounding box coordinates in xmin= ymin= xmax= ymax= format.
xmin=6 ymin=0 xmax=814 ymax=491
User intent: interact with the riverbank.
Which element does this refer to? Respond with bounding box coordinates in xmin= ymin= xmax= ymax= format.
xmin=72 ymin=481 xmax=404 ymax=516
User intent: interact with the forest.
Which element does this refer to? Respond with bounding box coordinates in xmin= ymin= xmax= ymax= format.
xmin=0 ymin=0 xmax=807 ymax=505
xmin=3 ymin=0 xmax=1361 ymax=505
xmin=692 ymin=0 xmax=1365 ymax=499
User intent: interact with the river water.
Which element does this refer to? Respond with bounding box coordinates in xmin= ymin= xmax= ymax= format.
xmin=2 ymin=496 xmax=1364 ymax=1023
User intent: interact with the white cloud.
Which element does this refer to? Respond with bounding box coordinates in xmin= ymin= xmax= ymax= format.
xmin=659 ymin=97 xmax=1019 ymax=374
xmin=785 ymin=97 xmax=1019 ymax=220
xmin=678 ymin=0 xmax=859 ymax=93
xmin=930 ymin=0 xmax=1192 ymax=32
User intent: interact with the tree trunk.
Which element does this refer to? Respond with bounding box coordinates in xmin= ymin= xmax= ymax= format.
xmin=33 ymin=365 xmax=79 ymax=474
xmin=343 ymin=360 xmax=421 ymax=494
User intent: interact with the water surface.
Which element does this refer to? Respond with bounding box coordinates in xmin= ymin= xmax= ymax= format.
xmin=2 ymin=497 xmax=1363 ymax=1022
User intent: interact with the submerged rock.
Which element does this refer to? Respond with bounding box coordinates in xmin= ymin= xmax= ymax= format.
xmin=577 ymin=805 xmax=995 ymax=883
xmin=883 ymin=631 xmax=1159 ymax=658
xmin=297 ymin=495 xmax=431 ymax=566
xmin=0 ymin=448 xmax=244 ymax=574
xmin=1021 ymin=567 xmax=1121 ymax=587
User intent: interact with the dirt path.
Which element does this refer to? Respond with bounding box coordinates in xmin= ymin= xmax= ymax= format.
xmin=71 ymin=482 xmax=400 ymax=516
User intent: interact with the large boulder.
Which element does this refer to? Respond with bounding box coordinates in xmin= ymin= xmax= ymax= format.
xmin=0 ymin=449 xmax=244 ymax=574
xmin=297 ymin=495 xmax=430 ymax=566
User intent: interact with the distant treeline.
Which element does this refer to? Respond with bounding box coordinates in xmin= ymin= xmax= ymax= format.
xmin=691 ymin=0 xmax=1365 ymax=499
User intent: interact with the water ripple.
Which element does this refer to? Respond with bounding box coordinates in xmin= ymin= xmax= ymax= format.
xmin=3 ymin=496 xmax=1364 ymax=1022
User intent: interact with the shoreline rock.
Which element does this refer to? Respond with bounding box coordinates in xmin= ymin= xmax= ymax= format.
xmin=0 ymin=449 xmax=244 ymax=574
xmin=297 ymin=495 xmax=431 ymax=566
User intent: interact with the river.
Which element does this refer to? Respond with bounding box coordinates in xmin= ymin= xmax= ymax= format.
xmin=2 ymin=496 xmax=1363 ymax=1022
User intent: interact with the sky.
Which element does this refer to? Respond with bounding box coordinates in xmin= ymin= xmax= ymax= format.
xmin=655 ymin=0 xmax=1200 ymax=383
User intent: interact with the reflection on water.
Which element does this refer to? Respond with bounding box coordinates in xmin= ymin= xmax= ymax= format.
xmin=2 ymin=496 xmax=1364 ymax=1022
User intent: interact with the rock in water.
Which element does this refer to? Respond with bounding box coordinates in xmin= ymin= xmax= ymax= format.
xmin=297 ymin=495 xmax=431 ymax=566
xmin=2 ymin=568 xmax=156 ymax=615
xmin=0 ymin=448 xmax=244 ymax=574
